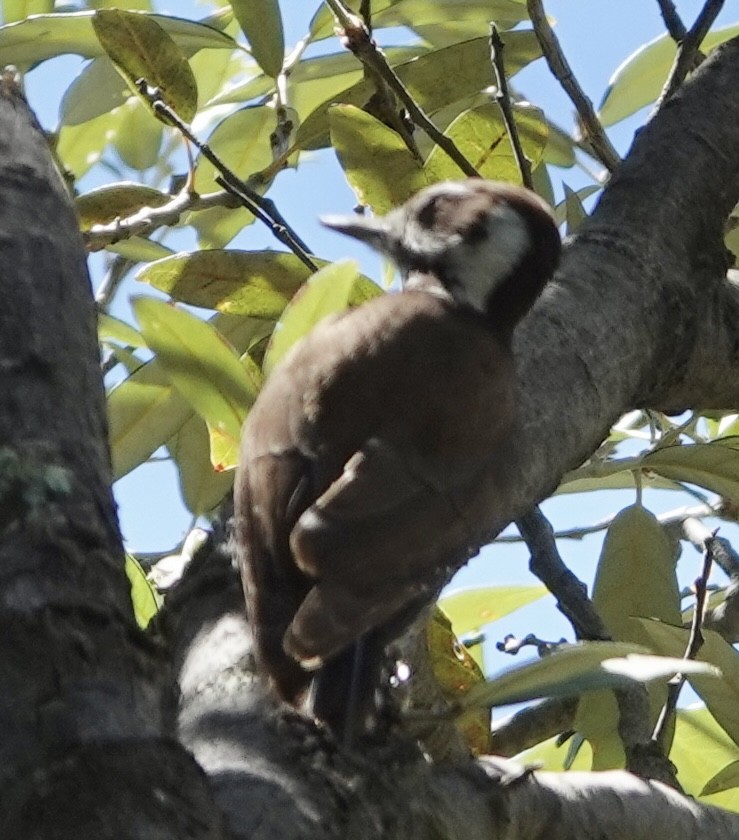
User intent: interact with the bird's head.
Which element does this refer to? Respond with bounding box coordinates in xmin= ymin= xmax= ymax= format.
xmin=321 ymin=180 xmax=561 ymax=333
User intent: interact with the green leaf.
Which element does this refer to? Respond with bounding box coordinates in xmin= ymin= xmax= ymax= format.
xmin=75 ymin=182 xmax=170 ymax=231
xmin=297 ymin=33 xmax=541 ymax=151
xmin=599 ymin=25 xmax=739 ymax=126
xmin=113 ymin=96 xmax=163 ymax=169
xmin=427 ymin=607 xmax=491 ymax=756
xmin=460 ymin=642 xmax=653 ymax=710
xmin=561 ymin=183 xmax=588 ymax=234
xmin=133 ymin=297 xmax=261 ymax=457
xmin=329 ymin=105 xmax=428 ymax=213
xmin=229 ymin=0 xmax=284 ymax=78
xmin=189 ymin=104 xmax=279 ymax=247
xmin=577 ymin=504 xmax=680 ymax=769
xmin=106 ymin=237 xmax=174 ymax=263
xmin=2 ymin=0 xmax=55 ymax=23
xmin=553 ymin=184 xmax=599 ymax=227
xmin=592 ymin=504 xmax=681 ymax=639
xmin=671 ymin=708 xmax=739 ymax=808
xmin=92 ymin=9 xmax=198 ymax=123
xmin=56 ymin=106 xmax=126 ymax=180
xmin=125 ymin=553 xmax=160 ymax=628
xmin=634 ymin=619 xmax=739 ymax=746
xmin=137 ymin=250 xmax=321 ymax=317
xmin=642 ymin=438 xmax=739 ymax=502
xmin=98 ymin=312 xmax=145 ymax=349
xmin=702 ymin=761 xmax=739 ymax=797
xmin=169 ymin=413 xmax=235 ymax=515
xmin=309 ymin=0 xmax=528 ymax=42
xmin=60 ymin=57 xmax=129 ymax=126
xmin=192 ymin=105 xmax=276 ymax=193
xmin=425 ymin=102 xmax=548 ymax=182
xmin=0 ymin=11 xmax=236 ymax=72
xmin=107 ymin=357 xmax=193 ymax=480
xmin=438 ymin=585 xmax=547 ymax=637
xmin=263 ymin=259 xmax=383 ymax=376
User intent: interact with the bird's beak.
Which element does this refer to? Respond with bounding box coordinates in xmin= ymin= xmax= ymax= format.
xmin=319 ymin=213 xmax=393 ymax=254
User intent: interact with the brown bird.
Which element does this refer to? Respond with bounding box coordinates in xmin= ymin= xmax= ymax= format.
xmin=234 ymin=180 xmax=560 ymax=738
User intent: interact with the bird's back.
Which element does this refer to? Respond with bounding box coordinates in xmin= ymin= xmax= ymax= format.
xmin=235 ymin=288 xmax=516 ymax=713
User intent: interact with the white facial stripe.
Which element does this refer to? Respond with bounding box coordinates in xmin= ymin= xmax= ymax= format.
xmin=445 ymin=203 xmax=530 ymax=313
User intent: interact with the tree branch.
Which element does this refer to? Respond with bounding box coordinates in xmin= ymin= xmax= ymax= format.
xmin=526 ymin=0 xmax=621 ymax=173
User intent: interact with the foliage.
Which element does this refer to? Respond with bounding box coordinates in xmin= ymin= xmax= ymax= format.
xmin=3 ymin=0 xmax=739 ymax=810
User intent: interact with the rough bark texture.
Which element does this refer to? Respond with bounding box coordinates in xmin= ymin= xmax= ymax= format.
xmin=0 ymin=81 xmax=226 ymax=837
xmin=1 ymin=30 xmax=739 ymax=840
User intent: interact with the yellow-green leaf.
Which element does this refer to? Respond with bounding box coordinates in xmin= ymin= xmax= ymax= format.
xmin=125 ymin=553 xmax=160 ymax=628
xmin=107 ymin=357 xmax=193 ymax=480
xmin=229 ymin=0 xmax=284 ymax=78
xmin=98 ymin=312 xmax=145 ymax=349
xmin=439 ymin=585 xmax=547 ymax=637
xmin=642 ymin=438 xmax=739 ymax=502
xmin=298 ymin=33 xmax=541 ymax=151
xmin=133 ymin=297 xmax=260 ymax=454
xmin=634 ymin=619 xmax=739 ymax=746
xmin=92 ymin=8 xmax=198 ymax=123
xmin=75 ymin=182 xmax=170 ymax=231
xmin=577 ymin=504 xmax=679 ymax=769
xmin=263 ymin=259 xmax=382 ymax=376
xmin=426 ymin=102 xmax=547 ymax=182
xmin=106 ymin=237 xmax=174 ymax=263
xmin=2 ymin=0 xmax=55 ymax=23
xmin=0 ymin=11 xmax=236 ymax=72
xmin=599 ymin=25 xmax=739 ymax=126
xmin=169 ymin=413 xmax=235 ymax=514
xmin=427 ymin=607 xmax=491 ymax=756
xmin=137 ymin=250 xmax=322 ymax=317
xmin=673 ymin=709 xmax=739 ymax=809
xmin=329 ymin=105 xmax=428 ymax=213
xmin=461 ymin=642 xmax=650 ymax=711
xmin=113 ymin=96 xmax=163 ymax=169
xmin=702 ymin=761 xmax=739 ymax=797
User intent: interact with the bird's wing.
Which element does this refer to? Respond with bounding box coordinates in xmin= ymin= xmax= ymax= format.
xmin=284 ymin=436 xmax=483 ymax=667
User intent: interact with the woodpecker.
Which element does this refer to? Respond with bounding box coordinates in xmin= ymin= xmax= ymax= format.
xmin=234 ymin=180 xmax=561 ymax=737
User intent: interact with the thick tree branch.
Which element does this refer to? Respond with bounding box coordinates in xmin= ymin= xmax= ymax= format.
xmin=464 ymin=36 xmax=739 ymax=549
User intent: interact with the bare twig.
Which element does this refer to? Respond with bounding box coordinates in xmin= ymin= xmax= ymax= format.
xmin=517 ymin=506 xmax=680 ymax=788
xmin=135 ymin=80 xmax=317 ymax=271
xmin=516 ymin=507 xmax=608 ymax=640
xmin=652 ymin=532 xmax=716 ymax=749
xmin=682 ymin=517 xmax=739 ymax=643
xmin=325 ymin=0 xmax=479 ymax=178
xmin=656 ymin=0 xmax=688 ymax=41
xmin=84 ymin=187 xmax=234 ymax=252
xmin=489 ymin=26 xmax=532 ymax=190
xmin=526 ymin=0 xmax=620 ymax=173
xmin=657 ymin=0 xmax=724 ymax=107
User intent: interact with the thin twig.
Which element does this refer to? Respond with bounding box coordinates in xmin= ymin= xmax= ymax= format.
xmin=657 ymin=0 xmax=724 ymax=107
xmin=517 ymin=506 xmax=681 ymax=788
xmin=84 ymin=188 xmax=237 ymax=252
xmin=526 ymin=0 xmax=620 ymax=173
xmin=135 ymin=80 xmax=317 ymax=271
xmin=496 ymin=500 xmax=720 ymax=544
xmin=489 ymin=26 xmax=532 ymax=190
xmin=325 ymin=0 xmax=479 ymax=178
xmin=516 ymin=507 xmax=609 ymax=641
xmin=652 ymin=532 xmax=716 ymax=750
xmin=656 ymin=0 xmax=688 ymax=41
